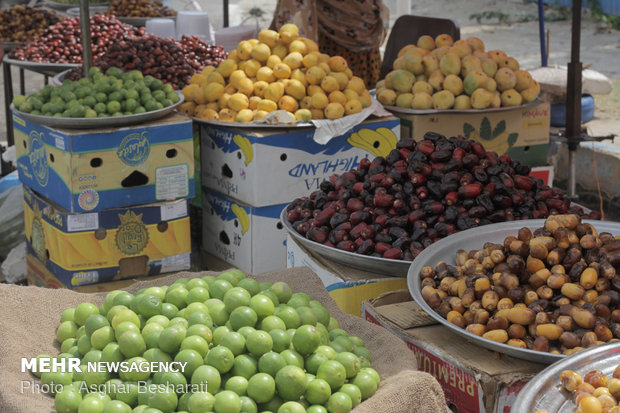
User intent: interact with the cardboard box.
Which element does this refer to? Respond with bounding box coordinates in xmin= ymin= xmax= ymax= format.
xmin=200 ymin=116 xmax=400 ymax=207
xmin=286 ymin=234 xmax=407 ymax=316
xmin=361 ymin=290 xmax=546 ymax=413
xmin=14 ymin=112 xmax=194 ymax=212
xmin=26 ymin=253 xmax=168 ymax=292
xmin=201 ymin=187 xmax=287 ymax=274
xmin=23 ymin=186 xmax=191 ymax=288
xmin=395 ymin=102 xmax=550 ymax=166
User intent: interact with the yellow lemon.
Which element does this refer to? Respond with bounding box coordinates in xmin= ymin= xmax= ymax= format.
xmin=219 ymin=108 xmax=237 ymax=121
xmin=285 ymin=79 xmax=306 ymax=100
xmin=300 ymin=96 xmax=312 ymax=109
xmin=346 ymin=76 xmax=366 ymax=94
xmin=218 ymin=93 xmax=231 ymax=110
xmin=228 ymin=93 xmax=249 ymax=111
xmin=328 ymin=91 xmax=347 ymax=105
xmin=248 ymin=96 xmax=262 ymax=110
xmin=204 ymin=83 xmax=225 ymax=102
xmin=328 ymin=56 xmax=348 ymax=72
xmin=310 ymin=108 xmax=324 ymax=119
xmin=324 ymin=102 xmax=345 ymax=119
xmin=257 ymin=99 xmax=278 ymax=112
xmin=329 ymin=72 xmax=348 ymax=90
xmin=253 ymin=81 xmax=269 ymax=97
xmin=254 ymin=110 xmax=269 ymax=120
xmin=258 ymin=29 xmax=279 ymax=48
xmin=273 ymin=63 xmax=292 ymax=79
xmin=272 ymin=44 xmax=288 ymax=60
xmin=206 ymin=71 xmax=226 ymax=86
xmin=278 ymin=23 xmax=299 ymax=44
xmin=294 ymin=108 xmax=312 ymax=121
xmin=311 ymin=92 xmax=329 ymax=109
xmin=256 ymin=67 xmax=276 ymax=83
xmin=283 ymin=52 xmax=303 ymax=70
xmin=237 ymin=78 xmax=254 ymax=96
xmin=300 ymin=37 xmax=319 ymax=53
xmin=320 ymin=76 xmax=339 ymax=93
xmin=343 ymin=89 xmax=359 ymax=101
xmin=267 ymin=55 xmax=282 ymax=69
xmin=236 ymin=109 xmax=254 ymax=123
xmin=291 ymin=69 xmax=308 ymax=87
xmin=306 ymin=66 xmax=326 ymax=85
xmin=243 ymin=59 xmax=261 ymax=77
xmin=199 ymin=108 xmax=219 ymax=121
xmin=288 ymin=39 xmax=307 ymax=54
xmin=229 ymin=70 xmax=247 ymax=88
xmin=264 ymin=82 xmax=285 ymax=102
xmin=217 ymin=59 xmax=238 ymax=77
xmin=251 ymin=43 xmax=272 ymax=62
xmin=236 ymin=41 xmax=253 ymax=60
xmin=344 ymin=99 xmax=362 ymax=115
xmin=278 ymin=95 xmax=299 ymax=112
xmin=307 ymin=85 xmax=323 ymax=96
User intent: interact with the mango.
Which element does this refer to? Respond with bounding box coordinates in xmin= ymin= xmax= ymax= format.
xmin=439 ymin=53 xmax=461 ymax=76
xmin=428 ymin=70 xmax=445 ymax=91
xmin=390 ymin=70 xmax=415 ymax=93
xmin=454 ymin=95 xmax=472 ymax=109
xmin=443 ymin=74 xmax=463 ymax=96
xmin=411 ymin=92 xmax=433 ymax=109
xmin=470 ymin=88 xmax=494 ymax=109
xmin=432 ymin=90 xmax=455 ymax=110
xmin=412 ymin=81 xmax=433 ymax=95
xmin=435 ymin=34 xmax=454 ymax=48
xmin=395 ymin=93 xmax=414 ymax=108
xmin=514 ymin=70 xmax=533 ymax=92
xmin=520 ymin=80 xmax=540 ymax=103
xmin=495 ymin=67 xmax=517 ymax=91
xmin=500 ymin=89 xmax=523 ymax=107
xmin=463 ymin=71 xmax=487 ymax=96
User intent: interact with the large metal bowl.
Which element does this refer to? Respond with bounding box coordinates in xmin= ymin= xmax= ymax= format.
xmin=512 ymin=341 xmax=620 ymax=412
xmin=407 ymin=219 xmax=620 ymax=364
xmin=10 ymin=91 xmax=184 ymax=129
xmin=281 ymin=207 xmax=410 ymax=277
xmin=383 ymin=98 xmax=540 ymax=115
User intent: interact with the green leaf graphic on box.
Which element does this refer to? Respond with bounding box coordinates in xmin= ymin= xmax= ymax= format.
xmin=492 ymin=120 xmax=506 ymax=139
xmin=463 ymin=123 xmax=475 ymax=139
xmin=480 ymin=117 xmax=492 ymax=140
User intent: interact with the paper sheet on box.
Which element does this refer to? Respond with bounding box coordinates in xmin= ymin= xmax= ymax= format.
xmin=311 ymin=99 xmax=393 ymax=144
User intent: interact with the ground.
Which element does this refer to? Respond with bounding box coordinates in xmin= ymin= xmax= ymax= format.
xmin=1 ymin=0 xmax=618 ymax=144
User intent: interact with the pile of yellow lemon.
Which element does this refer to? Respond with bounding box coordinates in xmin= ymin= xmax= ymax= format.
xmin=180 ymin=24 xmax=372 ymax=123
xmin=376 ymin=34 xmax=540 ymax=111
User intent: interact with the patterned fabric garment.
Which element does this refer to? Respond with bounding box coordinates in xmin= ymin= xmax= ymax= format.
xmin=272 ymin=0 xmax=386 ymax=89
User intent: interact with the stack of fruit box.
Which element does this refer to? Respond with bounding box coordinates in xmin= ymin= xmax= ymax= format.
xmin=12 ymin=110 xmax=196 ymax=290
xmin=199 ymin=116 xmax=401 ymax=274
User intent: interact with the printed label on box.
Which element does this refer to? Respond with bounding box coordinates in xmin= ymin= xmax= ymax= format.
xmin=67 ymin=213 xmax=99 ymax=232
xmin=71 ymin=270 xmax=99 ymax=286
xmin=156 ymin=164 xmax=189 ymax=200
xmin=161 ymin=201 xmax=188 ymax=221
xmin=161 ymin=252 xmax=191 ymax=273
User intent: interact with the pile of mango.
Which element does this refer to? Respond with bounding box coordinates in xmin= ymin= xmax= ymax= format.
xmin=180 ymin=24 xmax=372 ymax=123
xmin=376 ymin=34 xmax=540 ymax=110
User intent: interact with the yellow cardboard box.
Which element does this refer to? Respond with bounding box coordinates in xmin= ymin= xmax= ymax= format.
xmin=23 ymin=186 xmax=191 ymax=288
xmin=394 ymin=102 xmax=550 ymax=166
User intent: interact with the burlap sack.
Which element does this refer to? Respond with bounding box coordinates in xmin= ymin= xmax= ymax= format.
xmin=0 ymin=267 xmax=450 ymax=413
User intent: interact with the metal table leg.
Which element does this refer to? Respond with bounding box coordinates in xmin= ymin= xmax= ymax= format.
xmin=19 ymin=68 xmax=25 ymax=94
xmin=3 ymin=61 xmax=14 ymax=147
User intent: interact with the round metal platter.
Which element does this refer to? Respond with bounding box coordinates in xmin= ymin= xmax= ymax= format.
xmin=193 ymin=117 xmax=313 ymax=129
xmin=117 ymin=16 xmax=176 ymax=27
xmin=3 ymin=56 xmax=80 ymax=74
xmin=10 ymin=91 xmax=184 ymax=129
xmin=407 ymin=219 xmax=620 ymax=364
xmin=512 ymin=341 xmax=620 ymax=412
xmin=281 ymin=207 xmax=409 ymax=277
xmin=51 ymin=69 xmax=71 ymax=86
xmin=384 ymin=98 xmax=540 ymax=115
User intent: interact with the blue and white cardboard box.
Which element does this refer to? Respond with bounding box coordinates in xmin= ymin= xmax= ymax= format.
xmin=202 ymin=187 xmax=287 ymax=274
xmin=200 ymin=116 xmax=400 ymax=207
xmin=14 ymin=112 xmax=194 ymax=213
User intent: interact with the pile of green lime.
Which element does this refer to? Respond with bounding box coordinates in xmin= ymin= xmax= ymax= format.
xmin=33 ymin=270 xmax=380 ymax=413
xmin=12 ymin=67 xmax=180 ymax=118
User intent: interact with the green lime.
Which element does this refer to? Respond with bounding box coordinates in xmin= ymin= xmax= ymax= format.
xmin=270 ymin=282 xmax=292 ymax=303
xmin=165 ymin=287 xmax=189 ymax=309
xmin=210 ymin=279 xmax=234 ymax=300
xmin=115 ymin=382 xmax=139 ymax=407
xmin=61 ymin=309 xmax=76 ymax=324
xmin=77 ymin=397 xmax=104 ymax=412
xmin=339 ymin=383 xmax=362 ymax=408
xmin=305 ymin=353 xmax=328 ymax=375
xmin=152 ymin=90 xmax=166 ymax=102
xmin=100 ymin=343 xmax=123 ymax=364
xmin=111 ymin=309 xmax=140 ymax=329
xmin=158 ymin=326 xmax=187 ymax=354
xmin=351 ymin=372 xmax=378 ymax=400
xmin=206 ymin=345 xmax=234 ymax=374
xmin=278 ymin=401 xmax=306 ymax=413
xmin=259 ymin=290 xmax=279 ymax=307
xmin=134 ymin=295 xmax=162 ymax=318
xmin=150 ymin=79 xmax=164 ymax=91
xmin=186 ymin=287 xmax=210 ymax=304
xmin=41 ymin=371 xmax=72 ymax=394
xmin=314 ymin=346 xmax=336 ymax=360
xmin=54 ymin=388 xmax=82 ymax=413
xmin=57 ymin=321 xmax=78 ymax=343
xmin=114 ymin=321 xmax=140 ymax=341
xmin=280 ymin=349 xmax=304 ymax=368
xmin=275 ymin=365 xmax=307 ymax=401
xmin=75 ymin=303 xmax=100 ymax=326
xmin=246 ymin=330 xmax=273 ymax=357
xmin=187 ymin=391 xmax=215 ymax=413
xmin=307 ymin=406 xmax=328 ymax=413
xmin=118 ymin=330 xmax=146 ymax=358
xmin=141 ymin=322 xmax=165 ymax=341
xmin=260 ymin=315 xmax=287 ymax=332
xmin=146 ymin=314 xmax=169 ymax=327
xmin=274 ymin=306 xmax=301 ymax=330
xmin=358 ymin=367 xmax=380 ymax=386
xmin=143 ymin=348 xmax=172 ymax=364
xmin=237 ymin=326 xmax=257 ymax=340
xmin=118 ymin=357 xmax=150 ymax=381
xmin=175 ymin=349 xmax=203 ymax=379
xmin=220 ymin=331 xmax=246 ymax=356
xmin=191 ymin=365 xmax=221 ymax=394
xmin=230 ymin=306 xmax=258 ymax=330
xmin=213 ymin=326 xmax=232 ymax=345
xmin=61 ymin=338 xmax=77 ymax=353
xmin=201 ymin=275 xmax=217 ymax=286
xmin=106 ymin=101 xmax=121 ymax=114
xmin=292 ymin=325 xmax=321 ymax=355
xmin=327 ymin=318 xmax=339 ymax=331
xmin=249 ymin=294 xmax=275 ymax=319
xmin=12 ymin=95 xmax=26 ymax=107
xmin=309 ymin=302 xmax=330 ymax=326
xmin=162 ymin=83 xmax=174 ymax=93
xmin=268 ymin=329 xmax=290 ymax=354
xmin=169 ymin=317 xmax=189 ymax=329
xmin=225 ymin=375 xmax=248 ymax=396
xmin=82 ymin=349 xmax=102 ymax=364
xmin=160 ymin=303 xmax=178 ymax=319
xmin=258 ymin=352 xmax=286 ymax=377
xmin=186 ymin=324 xmax=213 ymax=344
xmin=180 ymin=335 xmax=209 ymax=357
xmin=90 ymin=326 xmax=115 ymax=350
xmin=326 ymin=391 xmax=352 ymax=413
xmin=147 ymin=385 xmax=178 ymax=413
xmin=237 ymin=278 xmax=261 ymax=296
xmin=305 ymin=378 xmax=332 ymax=404
xmin=145 ymin=100 xmax=159 ymax=112
xmin=231 ymin=354 xmax=258 ymax=379
xmin=247 ymin=373 xmax=275 ymax=404
xmin=102 ymin=400 xmax=131 ymax=413
xmin=239 ymin=396 xmax=258 ymax=413
xmin=317 ymin=360 xmax=346 ymax=392
xmin=224 ymin=287 xmax=252 ymax=313
xmin=218 ymin=271 xmax=240 ymax=286
xmin=334 ymin=352 xmax=360 ymax=378
xmin=286 ymin=293 xmax=310 ymax=309
xmin=85 ymin=315 xmax=110 ymax=337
